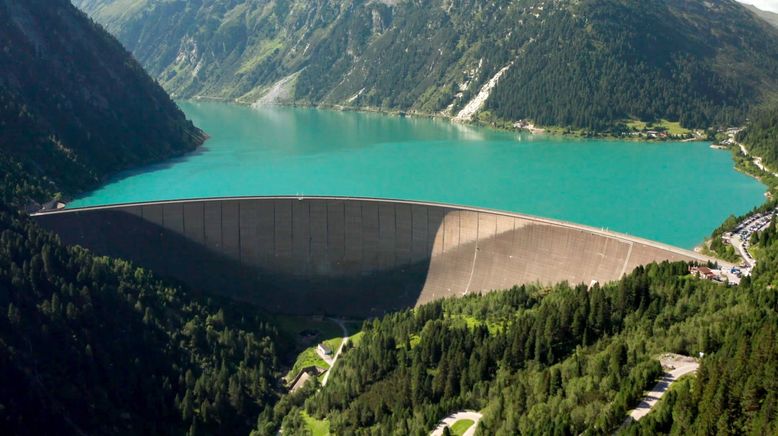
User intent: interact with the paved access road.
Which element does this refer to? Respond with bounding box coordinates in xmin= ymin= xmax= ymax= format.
xmin=627 ymin=354 xmax=699 ymax=422
xmin=430 ymin=410 xmax=483 ymax=436
xmin=320 ymin=318 xmax=349 ymax=387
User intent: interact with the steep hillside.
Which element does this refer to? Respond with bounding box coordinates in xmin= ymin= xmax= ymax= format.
xmin=744 ymin=3 xmax=778 ymax=27
xmin=76 ymin=0 xmax=778 ymax=130
xmin=0 ymin=203 xmax=285 ymax=435
xmin=0 ymin=0 xmax=205 ymax=201
xmin=282 ymin=259 xmax=778 ymax=434
xmin=739 ymin=103 xmax=778 ymax=168
xmin=0 ymin=2 xmax=285 ymax=435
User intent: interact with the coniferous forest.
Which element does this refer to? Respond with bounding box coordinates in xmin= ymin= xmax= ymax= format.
xmin=77 ymin=0 xmax=778 ymax=131
xmin=739 ymin=104 xmax=778 ymax=169
xmin=0 ymin=202 xmax=284 ymax=435
xmin=1 ymin=1 xmax=778 ymax=435
xmin=279 ymin=259 xmax=778 ymax=434
xmin=0 ymin=1 xmax=282 ymax=434
xmin=0 ymin=0 xmax=205 ymax=199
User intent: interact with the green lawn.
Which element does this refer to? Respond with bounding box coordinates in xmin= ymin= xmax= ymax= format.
xmin=625 ymin=119 xmax=692 ymax=136
xmin=323 ymin=337 xmax=343 ymax=354
xmin=286 ymin=347 xmax=329 ymax=382
xmin=349 ymin=331 xmax=365 ymax=347
xmin=274 ymin=316 xmax=364 ymax=382
xmin=302 ymin=411 xmax=330 ymax=436
xmin=450 ymin=419 xmax=475 ymax=435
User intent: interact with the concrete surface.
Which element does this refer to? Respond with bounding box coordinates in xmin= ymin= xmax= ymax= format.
xmin=33 ymin=196 xmax=726 ymax=316
xmin=430 ymin=410 xmax=482 ymax=436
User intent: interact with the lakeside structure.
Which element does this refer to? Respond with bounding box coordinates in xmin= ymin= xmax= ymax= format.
xmin=33 ymin=196 xmax=727 ymax=316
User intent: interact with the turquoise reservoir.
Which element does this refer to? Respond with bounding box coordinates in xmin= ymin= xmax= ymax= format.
xmin=69 ymin=102 xmax=765 ymax=248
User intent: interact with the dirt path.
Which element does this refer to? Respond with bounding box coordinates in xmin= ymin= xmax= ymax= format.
xmin=626 ymin=354 xmax=699 ymax=422
xmin=430 ymin=410 xmax=482 ymax=436
xmin=320 ymin=318 xmax=349 ymax=387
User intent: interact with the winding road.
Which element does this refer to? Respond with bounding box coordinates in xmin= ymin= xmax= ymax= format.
xmin=430 ymin=411 xmax=482 ymax=436
xmin=626 ymin=355 xmax=699 ymax=422
xmin=738 ymin=142 xmax=778 ymax=178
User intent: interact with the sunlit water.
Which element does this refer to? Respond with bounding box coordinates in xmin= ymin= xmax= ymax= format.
xmin=69 ymin=101 xmax=766 ymax=248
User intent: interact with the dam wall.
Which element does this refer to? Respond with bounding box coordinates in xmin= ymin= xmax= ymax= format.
xmin=33 ymin=197 xmax=722 ymax=316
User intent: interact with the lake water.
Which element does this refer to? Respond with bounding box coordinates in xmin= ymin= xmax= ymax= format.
xmin=69 ymin=101 xmax=766 ymax=248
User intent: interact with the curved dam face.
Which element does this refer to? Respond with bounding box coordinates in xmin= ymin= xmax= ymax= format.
xmin=33 ymin=197 xmax=720 ymax=316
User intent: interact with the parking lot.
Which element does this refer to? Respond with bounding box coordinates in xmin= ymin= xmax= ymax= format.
xmin=723 ymin=207 xmax=777 ymax=272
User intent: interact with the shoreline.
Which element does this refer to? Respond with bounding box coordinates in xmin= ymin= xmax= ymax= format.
xmin=68 ymin=99 xmax=762 ymax=256
xmin=192 ymin=96 xmax=706 ymax=143
xmin=695 ymin=138 xmax=777 ymax=259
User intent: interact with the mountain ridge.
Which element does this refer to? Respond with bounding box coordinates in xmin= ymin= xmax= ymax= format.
xmin=743 ymin=3 xmax=778 ymax=27
xmin=76 ymin=0 xmax=778 ymax=130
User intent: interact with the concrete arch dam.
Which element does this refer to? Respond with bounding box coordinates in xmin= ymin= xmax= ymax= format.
xmin=33 ymin=197 xmax=720 ymax=316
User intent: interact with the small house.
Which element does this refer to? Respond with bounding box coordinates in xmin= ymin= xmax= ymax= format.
xmin=318 ymin=343 xmax=333 ymax=356
xmin=696 ymin=267 xmax=716 ymax=280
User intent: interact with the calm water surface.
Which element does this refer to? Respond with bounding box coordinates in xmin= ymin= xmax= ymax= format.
xmin=69 ymin=102 xmax=766 ymax=248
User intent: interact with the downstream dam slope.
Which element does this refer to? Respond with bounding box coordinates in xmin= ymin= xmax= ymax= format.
xmin=33 ymin=197 xmax=722 ymax=316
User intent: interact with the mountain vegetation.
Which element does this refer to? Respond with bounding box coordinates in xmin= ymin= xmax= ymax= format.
xmin=0 ymin=0 xmax=204 ymax=202
xmin=284 ymin=258 xmax=778 ymax=435
xmin=0 ymin=202 xmax=285 ymax=435
xmin=743 ymin=3 xmax=778 ymax=28
xmin=0 ymin=1 xmax=284 ymax=435
xmin=739 ymin=103 xmax=778 ymax=170
xmin=76 ymin=0 xmax=778 ymax=131
xmin=2 ymin=1 xmax=778 ymax=435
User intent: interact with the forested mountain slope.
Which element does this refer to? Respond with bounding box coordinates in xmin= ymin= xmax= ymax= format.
xmin=284 ymin=254 xmax=778 ymax=434
xmin=739 ymin=103 xmax=778 ymax=169
xmin=744 ymin=3 xmax=778 ymax=27
xmin=0 ymin=2 xmax=286 ymax=434
xmin=76 ymin=0 xmax=778 ymax=130
xmin=0 ymin=0 xmax=204 ymax=201
xmin=1 ymin=2 xmax=777 ymax=433
xmin=0 ymin=203 xmax=284 ymax=435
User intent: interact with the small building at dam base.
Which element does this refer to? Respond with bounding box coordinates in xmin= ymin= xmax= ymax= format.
xmin=33 ymin=196 xmax=723 ymax=316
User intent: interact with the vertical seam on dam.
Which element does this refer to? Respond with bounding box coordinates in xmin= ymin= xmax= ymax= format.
xmin=458 ymin=211 xmax=462 ymax=251
xmin=393 ymin=203 xmax=398 ymax=267
xmin=621 ymin=241 xmax=635 ymax=277
xmin=464 ymin=212 xmax=481 ymax=295
xmin=237 ymin=201 xmax=242 ymax=265
xmin=304 ymin=201 xmax=309 ymax=264
xmin=272 ymin=201 xmax=277 ymax=256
